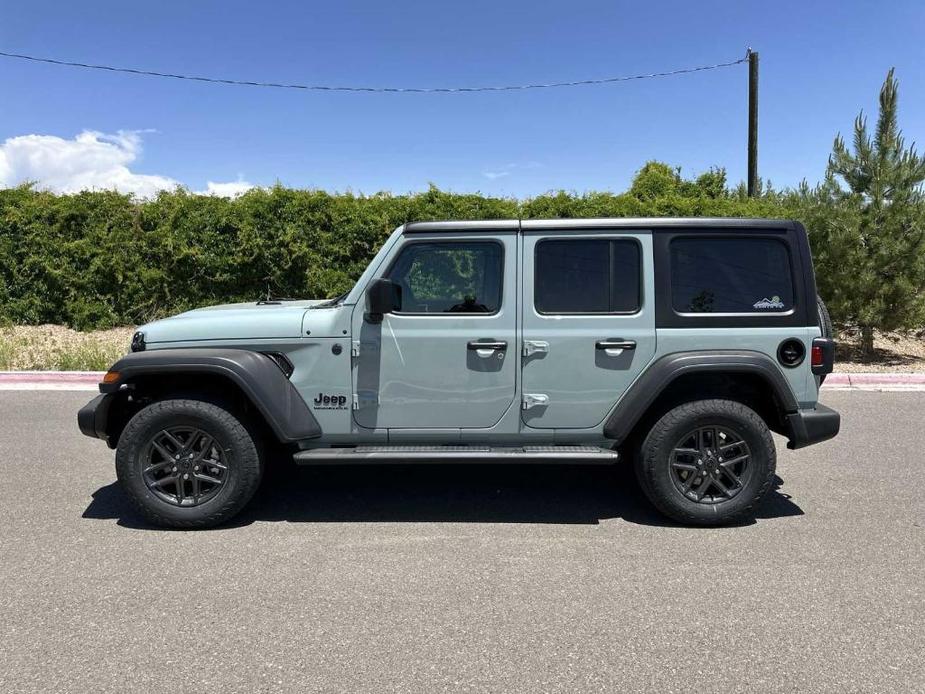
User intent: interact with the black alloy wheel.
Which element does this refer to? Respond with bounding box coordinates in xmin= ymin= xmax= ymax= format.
xmin=142 ymin=426 xmax=228 ymax=507
xmin=668 ymin=426 xmax=752 ymax=504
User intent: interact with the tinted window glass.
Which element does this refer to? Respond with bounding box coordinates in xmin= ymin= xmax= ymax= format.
xmin=670 ymin=237 xmax=794 ymax=313
xmin=535 ymin=239 xmax=641 ymax=313
xmin=387 ymin=242 xmax=503 ymax=313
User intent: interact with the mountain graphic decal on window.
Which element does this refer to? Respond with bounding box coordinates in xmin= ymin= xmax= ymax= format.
xmin=752 ymin=296 xmax=785 ymax=310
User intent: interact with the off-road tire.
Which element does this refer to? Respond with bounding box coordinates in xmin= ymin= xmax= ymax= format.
xmin=115 ymin=399 xmax=263 ymax=529
xmin=816 ymin=295 xmax=834 ymax=384
xmin=635 ymin=399 xmax=776 ymax=526
xmin=816 ymin=294 xmax=833 ymax=339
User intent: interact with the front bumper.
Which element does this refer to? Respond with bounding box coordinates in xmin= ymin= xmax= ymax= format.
xmin=77 ymin=393 xmax=115 ymax=444
xmin=785 ymin=403 xmax=840 ymax=449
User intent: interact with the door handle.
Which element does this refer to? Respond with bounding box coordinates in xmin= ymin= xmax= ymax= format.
xmin=596 ymin=339 xmax=636 ymax=351
xmin=467 ymin=340 xmax=507 ymax=351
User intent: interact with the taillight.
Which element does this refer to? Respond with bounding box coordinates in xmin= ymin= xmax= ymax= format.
xmin=811 ymin=344 xmax=824 ymax=368
xmin=811 ymin=338 xmax=835 ymax=375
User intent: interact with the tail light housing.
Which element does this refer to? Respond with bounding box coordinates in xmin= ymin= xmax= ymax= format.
xmin=811 ymin=337 xmax=836 ymax=375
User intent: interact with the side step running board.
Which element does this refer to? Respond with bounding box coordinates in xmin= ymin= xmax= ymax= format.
xmin=293 ymin=445 xmax=619 ymax=464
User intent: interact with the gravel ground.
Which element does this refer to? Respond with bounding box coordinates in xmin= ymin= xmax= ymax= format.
xmin=0 ymin=390 xmax=923 ymax=693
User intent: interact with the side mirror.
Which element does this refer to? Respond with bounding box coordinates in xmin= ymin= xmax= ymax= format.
xmin=365 ymin=278 xmax=401 ymax=323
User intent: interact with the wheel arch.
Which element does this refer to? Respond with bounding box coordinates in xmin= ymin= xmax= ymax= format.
xmin=604 ymin=350 xmax=799 ymax=447
xmin=97 ymin=349 xmax=321 ymax=447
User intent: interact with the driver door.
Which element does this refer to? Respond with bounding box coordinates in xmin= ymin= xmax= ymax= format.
xmin=351 ymin=232 xmax=518 ymax=430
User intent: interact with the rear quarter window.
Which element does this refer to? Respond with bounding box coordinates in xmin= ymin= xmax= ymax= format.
xmin=670 ymin=237 xmax=794 ymax=314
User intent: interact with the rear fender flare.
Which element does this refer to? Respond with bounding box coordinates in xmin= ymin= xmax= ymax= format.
xmin=603 ymin=350 xmax=798 ymax=443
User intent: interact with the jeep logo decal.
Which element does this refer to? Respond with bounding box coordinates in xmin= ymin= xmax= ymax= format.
xmin=313 ymin=393 xmax=348 ymax=410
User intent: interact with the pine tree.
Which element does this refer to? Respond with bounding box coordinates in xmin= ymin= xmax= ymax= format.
xmin=817 ymin=69 xmax=925 ymax=357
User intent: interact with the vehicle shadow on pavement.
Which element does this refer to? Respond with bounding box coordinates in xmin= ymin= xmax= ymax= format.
xmin=82 ymin=461 xmax=804 ymax=529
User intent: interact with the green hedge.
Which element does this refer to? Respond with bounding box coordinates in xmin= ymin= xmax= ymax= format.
xmin=0 ymin=183 xmax=797 ymax=330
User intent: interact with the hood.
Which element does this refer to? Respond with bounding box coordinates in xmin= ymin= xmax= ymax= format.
xmin=140 ymin=299 xmax=348 ymax=344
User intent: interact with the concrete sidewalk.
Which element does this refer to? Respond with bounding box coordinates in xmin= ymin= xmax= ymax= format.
xmin=822 ymin=372 xmax=925 ymax=390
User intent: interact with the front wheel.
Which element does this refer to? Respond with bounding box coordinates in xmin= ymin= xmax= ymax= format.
xmin=115 ymin=399 xmax=264 ymax=528
xmin=635 ymin=399 xmax=776 ymax=526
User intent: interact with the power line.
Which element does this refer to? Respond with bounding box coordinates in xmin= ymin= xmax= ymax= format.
xmin=0 ymin=48 xmax=750 ymax=94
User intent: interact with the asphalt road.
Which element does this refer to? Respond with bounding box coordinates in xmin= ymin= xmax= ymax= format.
xmin=1 ymin=391 xmax=923 ymax=693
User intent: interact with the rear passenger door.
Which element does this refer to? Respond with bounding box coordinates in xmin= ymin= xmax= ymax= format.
xmin=520 ymin=230 xmax=656 ymax=429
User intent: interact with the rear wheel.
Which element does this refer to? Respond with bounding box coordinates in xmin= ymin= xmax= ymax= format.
xmin=635 ymin=399 xmax=776 ymax=526
xmin=116 ymin=399 xmax=263 ymax=528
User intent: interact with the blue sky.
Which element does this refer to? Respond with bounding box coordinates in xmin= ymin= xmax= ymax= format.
xmin=1 ymin=0 xmax=923 ymax=198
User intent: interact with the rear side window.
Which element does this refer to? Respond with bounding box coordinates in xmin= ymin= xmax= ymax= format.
xmin=535 ymin=239 xmax=640 ymax=314
xmin=670 ymin=237 xmax=794 ymax=314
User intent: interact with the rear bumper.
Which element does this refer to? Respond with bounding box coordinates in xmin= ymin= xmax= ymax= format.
xmin=77 ymin=393 xmax=114 ymax=444
xmin=785 ymin=403 xmax=840 ymax=449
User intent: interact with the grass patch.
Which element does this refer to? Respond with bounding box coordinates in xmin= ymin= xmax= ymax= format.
xmin=0 ymin=325 xmax=134 ymax=371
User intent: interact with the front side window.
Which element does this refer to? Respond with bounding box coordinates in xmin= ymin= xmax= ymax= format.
xmin=534 ymin=239 xmax=641 ymax=314
xmin=387 ymin=242 xmax=503 ymax=314
xmin=670 ymin=237 xmax=794 ymax=314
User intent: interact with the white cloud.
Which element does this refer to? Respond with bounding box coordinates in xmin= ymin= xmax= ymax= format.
xmin=0 ymin=130 xmax=178 ymax=198
xmin=482 ymin=161 xmax=543 ymax=180
xmin=0 ymin=130 xmax=252 ymax=199
xmin=198 ymin=180 xmax=254 ymax=197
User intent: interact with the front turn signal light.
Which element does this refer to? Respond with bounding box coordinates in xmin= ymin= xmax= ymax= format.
xmin=102 ymin=370 xmax=121 ymax=384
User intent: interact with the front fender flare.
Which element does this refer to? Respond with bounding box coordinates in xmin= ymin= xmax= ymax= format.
xmin=96 ymin=348 xmax=321 ymax=442
xmin=602 ymin=350 xmax=799 ymax=443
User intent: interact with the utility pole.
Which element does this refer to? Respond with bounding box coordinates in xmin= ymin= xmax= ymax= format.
xmin=747 ymin=49 xmax=759 ymax=197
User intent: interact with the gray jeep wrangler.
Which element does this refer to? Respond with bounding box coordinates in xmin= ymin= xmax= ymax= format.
xmin=79 ymin=218 xmax=839 ymax=528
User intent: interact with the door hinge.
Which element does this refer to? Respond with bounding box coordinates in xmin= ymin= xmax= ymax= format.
xmin=522 ymin=340 xmax=549 ymax=357
xmin=352 ymin=393 xmax=359 ymax=410
xmin=522 ymin=393 xmax=549 ymax=410
xmin=351 ymin=340 xmax=361 ymax=358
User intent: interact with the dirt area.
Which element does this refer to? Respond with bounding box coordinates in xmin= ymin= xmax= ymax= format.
xmin=1 ymin=324 xmax=924 ymax=372
xmin=0 ymin=324 xmax=134 ymax=371
xmin=835 ymin=329 xmax=925 ymax=372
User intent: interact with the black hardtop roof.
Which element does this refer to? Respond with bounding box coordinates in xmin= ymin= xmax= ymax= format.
xmin=402 ymin=218 xmax=798 ymax=233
